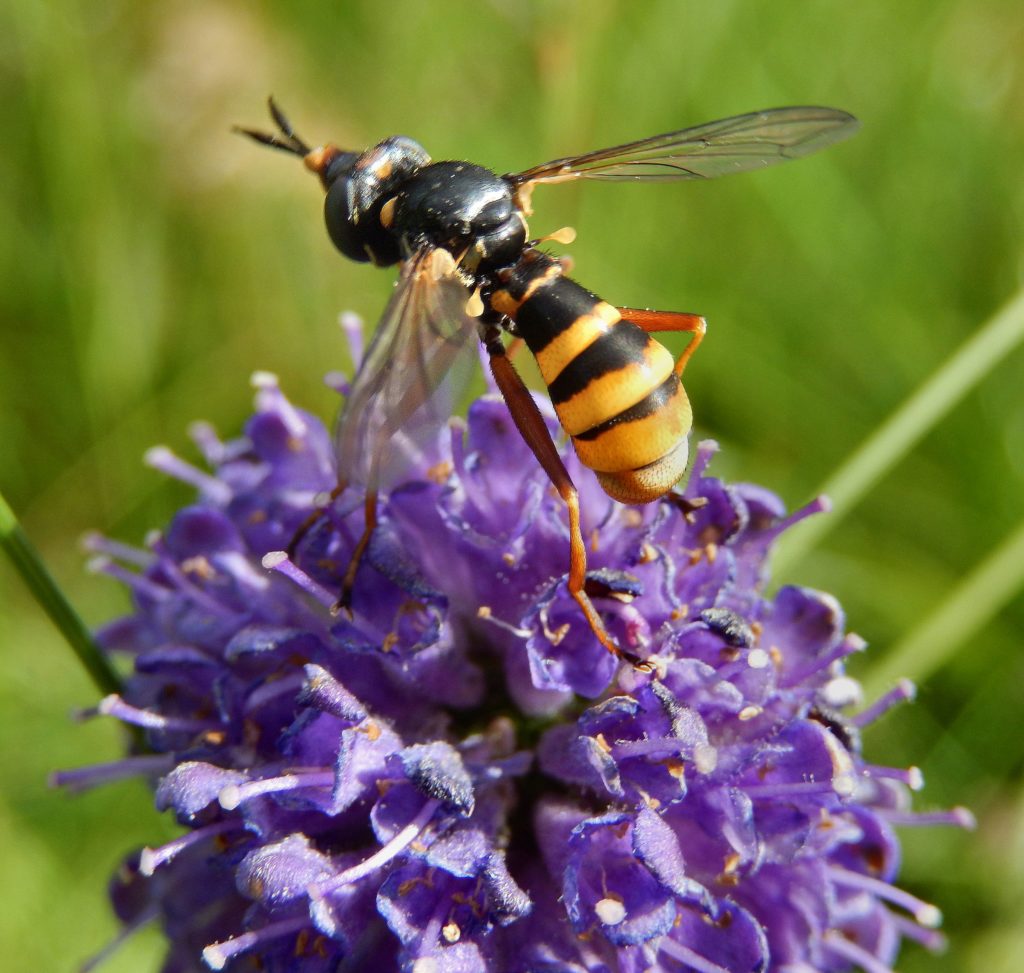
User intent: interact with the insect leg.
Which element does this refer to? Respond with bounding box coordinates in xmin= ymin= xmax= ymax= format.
xmin=482 ymin=325 xmax=643 ymax=666
xmin=617 ymin=307 xmax=707 ymax=376
xmin=285 ymin=479 xmax=376 ymax=616
xmin=616 ymin=308 xmax=708 ymax=515
xmin=337 ymin=489 xmax=378 ymax=614
xmin=286 ymin=481 xmax=347 ymax=560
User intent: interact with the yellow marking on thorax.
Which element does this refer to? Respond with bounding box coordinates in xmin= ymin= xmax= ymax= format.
xmin=554 ymin=338 xmax=674 ymax=436
xmin=379 ymin=196 xmax=397 ymax=228
xmin=533 ymin=302 xmax=620 ymax=385
xmin=488 ymin=263 xmax=561 ymax=318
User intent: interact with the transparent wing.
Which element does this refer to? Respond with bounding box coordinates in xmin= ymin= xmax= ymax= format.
xmin=507 ymin=106 xmax=859 ymax=185
xmin=334 ymin=248 xmax=481 ymax=491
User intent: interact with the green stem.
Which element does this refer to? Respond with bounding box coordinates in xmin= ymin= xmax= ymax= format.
xmin=774 ymin=285 xmax=1024 ymax=575
xmin=0 ymin=488 xmax=123 ymax=696
xmin=862 ymin=516 xmax=1024 ymax=699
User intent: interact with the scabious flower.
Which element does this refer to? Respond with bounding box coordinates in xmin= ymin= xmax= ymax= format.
xmin=61 ymin=322 xmax=973 ymax=973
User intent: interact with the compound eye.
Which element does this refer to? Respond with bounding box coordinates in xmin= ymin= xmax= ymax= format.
xmin=324 ymin=175 xmax=372 ymax=263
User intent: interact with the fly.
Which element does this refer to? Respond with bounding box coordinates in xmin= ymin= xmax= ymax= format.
xmin=237 ymin=99 xmax=859 ymax=664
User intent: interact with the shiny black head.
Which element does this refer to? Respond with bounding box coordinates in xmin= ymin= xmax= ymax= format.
xmin=236 ymin=98 xmax=428 ymax=266
xmin=238 ymin=99 xmax=527 ymax=271
xmin=322 ymin=136 xmax=430 ymax=265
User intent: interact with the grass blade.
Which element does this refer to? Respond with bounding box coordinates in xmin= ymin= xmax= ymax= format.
xmin=0 ymin=488 xmax=123 ymax=696
xmin=774 ymin=285 xmax=1024 ymax=574
xmin=863 ymin=516 xmax=1024 ymax=698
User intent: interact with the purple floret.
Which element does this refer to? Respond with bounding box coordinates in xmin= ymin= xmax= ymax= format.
xmin=61 ymin=351 xmax=971 ymax=972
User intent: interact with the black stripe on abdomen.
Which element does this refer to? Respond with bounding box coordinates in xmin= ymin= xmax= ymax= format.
xmin=514 ymin=277 xmax=603 ymax=355
xmin=547 ymin=323 xmax=651 ymax=405
xmin=573 ymin=372 xmax=681 ymax=441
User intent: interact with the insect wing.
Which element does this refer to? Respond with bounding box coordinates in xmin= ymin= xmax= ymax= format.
xmin=507 ymin=106 xmax=859 ymax=185
xmin=334 ymin=248 xmax=480 ymax=491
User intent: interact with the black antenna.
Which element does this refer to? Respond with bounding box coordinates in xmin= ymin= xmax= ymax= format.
xmin=233 ymin=96 xmax=312 ymax=157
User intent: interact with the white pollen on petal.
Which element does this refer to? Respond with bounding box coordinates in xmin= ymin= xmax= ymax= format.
xmin=218 ymin=784 xmax=242 ymax=810
xmin=442 ymin=921 xmax=461 ymax=943
xmin=250 ymin=370 xmax=278 ymax=388
xmin=747 ymin=648 xmax=770 ymax=669
xmin=138 ymin=847 xmax=159 ymax=876
xmin=822 ymin=675 xmax=863 ymax=708
xmin=833 ymin=774 xmax=856 ymax=798
xmin=693 ymin=742 xmax=718 ymax=775
xmin=262 ymin=550 xmax=288 ymax=569
xmin=916 ymin=903 xmax=943 ymax=928
xmin=595 ymin=896 xmax=627 ymax=925
xmin=143 ymin=445 xmax=173 ymax=467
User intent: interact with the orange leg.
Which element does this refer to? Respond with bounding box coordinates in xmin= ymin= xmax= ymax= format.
xmin=333 ymin=358 xmax=451 ymax=613
xmin=483 ymin=325 xmax=644 ymax=666
xmin=618 ymin=308 xmax=708 ymax=518
xmin=285 ymin=479 xmax=374 ymax=616
xmin=336 ymin=490 xmax=378 ymax=613
xmin=286 ymin=482 xmax=346 ymax=560
xmin=283 ymin=486 xmax=378 ymax=618
xmin=617 ymin=307 xmax=707 ymax=376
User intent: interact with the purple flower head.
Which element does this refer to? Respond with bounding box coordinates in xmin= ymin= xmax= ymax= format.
xmin=61 ymin=326 xmax=974 ymax=972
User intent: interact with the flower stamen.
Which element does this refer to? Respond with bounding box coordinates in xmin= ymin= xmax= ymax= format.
xmin=262 ymin=550 xmax=338 ymax=609
xmin=309 ymin=799 xmax=441 ymax=899
xmin=659 ymin=935 xmax=731 ymax=973
xmin=202 ymin=916 xmax=310 ymax=971
xmin=97 ymin=695 xmax=220 ymax=733
xmin=218 ymin=769 xmax=334 ymax=810
xmin=144 ymin=446 xmax=233 ymax=504
xmin=829 ymin=864 xmax=942 ymax=926
xmin=140 ymin=818 xmax=244 ymax=874
xmin=881 ymin=806 xmax=976 ymax=829
xmin=852 ymin=678 xmax=917 ymax=727
xmin=50 ymin=754 xmax=176 ymax=793
xmin=822 ymin=929 xmax=896 ymax=973
xmin=477 ymin=604 xmax=533 ymax=638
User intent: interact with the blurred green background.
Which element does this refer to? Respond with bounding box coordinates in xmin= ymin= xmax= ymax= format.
xmin=2 ymin=1 xmax=1022 ymax=970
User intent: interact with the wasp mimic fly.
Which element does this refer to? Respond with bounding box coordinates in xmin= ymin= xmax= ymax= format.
xmin=238 ymin=99 xmax=858 ymax=664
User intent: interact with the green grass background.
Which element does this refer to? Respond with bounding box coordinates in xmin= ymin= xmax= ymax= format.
xmin=2 ymin=1 xmax=1022 ymax=970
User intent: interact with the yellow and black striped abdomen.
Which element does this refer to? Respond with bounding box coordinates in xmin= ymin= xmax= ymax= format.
xmin=490 ymin=257 xmax=691 ymax=504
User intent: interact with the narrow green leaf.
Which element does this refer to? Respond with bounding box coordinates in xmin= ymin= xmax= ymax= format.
xmin=0 ymin=488 xmax=123 ymax=696
xmin=774 ymin=285 xmax=1024 ymax=574
xmin=863 ymin=516 xmax=1024 ymax=698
